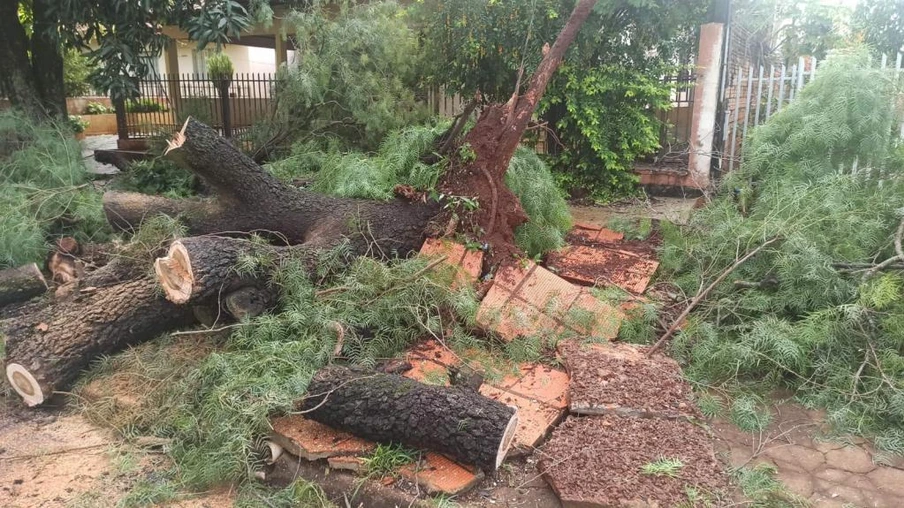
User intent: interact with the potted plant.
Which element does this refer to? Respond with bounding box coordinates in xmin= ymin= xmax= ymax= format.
xmin=207 ymin=53 xmax=234 ymax=137
xmin=68 ymin=115 xmax=89 ymax=140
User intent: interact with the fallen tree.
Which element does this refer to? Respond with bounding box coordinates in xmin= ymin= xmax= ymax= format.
xmin=4 ymin=0 xmax=599 ymax=410
xmin=301 ymin=365 xmax=518 ymax=470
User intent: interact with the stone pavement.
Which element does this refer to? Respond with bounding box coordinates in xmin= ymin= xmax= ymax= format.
xmin=80 ymin=134 xmax=119 ymax=175
xmin=714 ymin=402 xmax=904 ymax=507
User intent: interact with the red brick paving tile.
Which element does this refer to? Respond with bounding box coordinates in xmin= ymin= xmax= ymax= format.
xmin=548 ymin=245 xmax=659 ymax=294
xmin=571 ymin=223 xmax=625 ymax=243
xmin=479 ymin=385 xmax=565 ymax=451
xmin=500 ymin=364 xmax=570 ymax=410
xmin=399 ymin=452 xmax=484 ymax=495
xmin=476 ymin=261 xmax=621 ymax=342
xmin=403 ymin=339 xmax=460 ymax=384
xmin=418 ymin=238 xmax=484 ymax=287
xmin=270 ymin=416 xmax=375 ymax=461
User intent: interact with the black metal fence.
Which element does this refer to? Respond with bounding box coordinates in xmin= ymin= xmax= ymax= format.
xmin=653 ymin=70 xmax=696 ymax=163
xmin=127 ymin=73 xmax=278 ymax=138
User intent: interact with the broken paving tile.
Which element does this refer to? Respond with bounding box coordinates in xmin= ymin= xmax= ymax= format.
xmin=560 ymin=341 xmax=698 ymax=420
xmin=500 ymin=364 xmax=569 ymax=410
xmin=270 ymin=415 xmax=375 ymax=461
xmin=403 ymin=339 xmax=460 ymax=385
xmin=539 ymin=415 xmax=728 ymax=508
xmin=570 ymin=223 xmax=625 ymax=244
xmin=399 ymin=452 xmax=484 ymax=496
xmin=479 ymin=385 xmax=565 ymax=451
xmin=547 ymin=244 xmax=659 ymax=294
xmin=419 ymin=238 xmax=483 ymax=286
xmin=476 ymin=261 xmax=622 ymax=342
xmin=327 ymin=455 xmax=366 ymax=473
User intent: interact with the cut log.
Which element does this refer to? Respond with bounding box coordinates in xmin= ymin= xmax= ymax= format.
xmin=154 ymin=236 xmax=318 ymax=305
xmin=2 ymin=276 xmax=195 ymax=406
xmin=300 ymin=365 xmax=518 ymax=471
xmin=104 ymin=119 xmax=440 ymax=256
xmin=0 ymin=263 xmax=47 ymax=307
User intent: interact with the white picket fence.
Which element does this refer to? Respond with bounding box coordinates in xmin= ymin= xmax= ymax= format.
xmin=721 ymin=52 xmax=904 ymax=172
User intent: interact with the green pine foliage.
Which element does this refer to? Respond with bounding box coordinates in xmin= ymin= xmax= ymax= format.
xmin=660 ymin=48 xmax=904 ymax=449
xmin=0 ymin=110 xmax=110 ymax=268
xmin=77 ymin=248 xmax=481 ymax=488
xmin=507 ymin=146 xmax=573 ymax=257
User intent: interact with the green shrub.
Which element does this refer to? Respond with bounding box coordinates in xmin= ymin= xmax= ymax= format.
xmin=68 ymin=115 xmax=89 ymax=133
xmin=84 ymin=102 xmax=113 ymax=115
xmin=63 ymin=48 xmax=95 ymax=97
xmin=0 ymin=110 xmax=109 ymax=267
xmin=126 ymin=98 xmax=167 ymax=113
xmin=114 ymin=158 xmax=197 ymax=198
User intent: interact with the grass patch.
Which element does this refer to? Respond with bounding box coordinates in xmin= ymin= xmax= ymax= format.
xmin=607 ymin=216 xmax=653 ymax=241
xmin=640 ymin=457 xmax=684 ymax=478
xmin=732 ymin=464 xmax=809 ymax=507
xmin=362 ymin=443 xmax=418 ymax=478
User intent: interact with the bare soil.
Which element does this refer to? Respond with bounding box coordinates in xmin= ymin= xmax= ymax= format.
xmin=539 ymin=415 xmax=730 ymax=506
xmin=561 ymin=342 xmax=699 ymax=419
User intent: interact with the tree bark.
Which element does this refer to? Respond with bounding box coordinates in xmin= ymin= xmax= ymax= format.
xmin=104 ymin=119 xmax=440 ymax=255
xmin=300 ymin=365 xmax=518 ymax=471
xmin=0 ymin=264 xmax=48 ymax=307
xmin=2 ymin=276 xmax=196 ymax=406
xmin=0 ymin=0 xmax=43 ymax=118
xmin=31 ymin=0 xmax=66 ymax=118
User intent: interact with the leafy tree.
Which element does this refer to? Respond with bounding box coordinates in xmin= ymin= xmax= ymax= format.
xmin=854 ymin=0 xmax=904 ymax=56
xmin=0 ymin=0 xmax=258 ymax=119
xmin=417 ymin=0 xmax=707 ymax=199
xmin=248 ymin=1 xmax=429 ymax=159
xmin=731 ymin=0 xmax=851 ymax=64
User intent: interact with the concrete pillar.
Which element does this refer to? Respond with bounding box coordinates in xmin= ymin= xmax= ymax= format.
xmin=275 ymin=35 xmax=288 ymax=68
xmin=164 ymin=39 xmax=182 ymax=106
xmin=686 ymin=22 xmax=725 ymax=190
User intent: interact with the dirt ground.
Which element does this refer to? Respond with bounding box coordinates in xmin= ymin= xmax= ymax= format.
xmin=0 ymin=398 xmax=234 ymax=507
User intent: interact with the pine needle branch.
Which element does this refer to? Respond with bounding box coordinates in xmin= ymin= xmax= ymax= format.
xmin=647 ymin=236 xmax=781 ymax=357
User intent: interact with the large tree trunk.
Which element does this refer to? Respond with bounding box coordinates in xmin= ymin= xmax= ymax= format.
xmin=2 ymin=276 xmax=195 ymax=406
xmin=104 ymin=119 xmax=440 ymax=256
xmin=0 ymin=0 xmax=43 ymax=118
xmin=31 ymin=0 xmax=66 ymax=118
xmin=0 ymin=264 xmax=48 ymax=307
xmin=301 ymin=365 xmax=518 ymax=471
